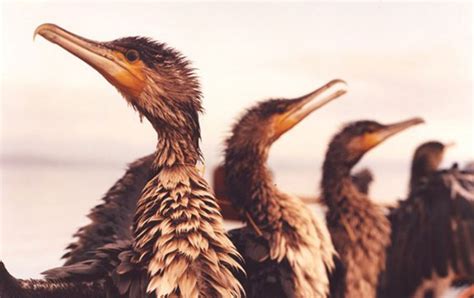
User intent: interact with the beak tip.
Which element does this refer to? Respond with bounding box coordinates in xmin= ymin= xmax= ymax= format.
xmin=332 ymin=79 xmax=348 ymax=86
xmin=33 ymin=23 xmax=58 ymax=42
xmin=329 ymin=79 xmax=348 ymax=90
xmin=414 ymin=117 xmax=425 ymax=125
xmin=33 ymin=25 xmax=44 ymax=42
xmin=323 ymin=79 xmax=348 ymax=98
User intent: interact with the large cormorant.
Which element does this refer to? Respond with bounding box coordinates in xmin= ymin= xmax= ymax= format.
xmin=321 ymin=118 xmax=424 ymax=298
xmin=1 ymin=23 xmax=245 ymax=297
xmin=379 ymin=141 xmax=474 ymax=298
xmin=225 ymin=80 xmax=347 ymax=297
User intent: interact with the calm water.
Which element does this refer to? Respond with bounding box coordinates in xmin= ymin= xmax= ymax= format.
xmin=0 ymin=158 xmax=409 ymax=278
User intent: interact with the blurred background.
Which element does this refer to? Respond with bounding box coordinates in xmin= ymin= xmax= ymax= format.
xmin=1 ymin=2 xmax=472 ymax=278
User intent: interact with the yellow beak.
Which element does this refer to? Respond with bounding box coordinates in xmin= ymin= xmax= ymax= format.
xmin=34 ymin=23 xmax=146 ymax=97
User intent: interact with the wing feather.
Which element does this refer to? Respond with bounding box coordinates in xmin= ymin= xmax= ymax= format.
xmin=381 ymin=167 xmax=474 ymax=297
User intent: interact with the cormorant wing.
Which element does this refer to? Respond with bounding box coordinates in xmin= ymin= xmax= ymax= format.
xmin=227 ymin=227 xmax=296 ymax=297
xmin=44 ymin=240 xmax=148 ymax=298
xmin=0 ymin=261 xmax=106 ymax=297
xmin=62 ymin=154 xmax=154 ymax=266
xmin=382 ymin=167 xmax=474 ymax=297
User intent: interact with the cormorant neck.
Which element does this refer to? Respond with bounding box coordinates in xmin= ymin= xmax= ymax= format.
xmin=132 ymin=94 xmax=202 ymax=169
xmin=321 ymin=151 xmax=353 ymax=207
xmin=152 ymin=129 xmax=201 ymax=169
xmin=225 ymin=140 xmax=281 ymax=230
xmin=408 ymin=160 xmax=437 ymax=194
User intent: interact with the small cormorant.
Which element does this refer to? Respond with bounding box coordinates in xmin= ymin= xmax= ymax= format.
xmin=321 ymin=118 xmax=424 ymax=298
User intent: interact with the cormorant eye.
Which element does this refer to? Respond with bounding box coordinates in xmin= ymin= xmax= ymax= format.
xmin=125 ymin=50 xmax=139 ymax=62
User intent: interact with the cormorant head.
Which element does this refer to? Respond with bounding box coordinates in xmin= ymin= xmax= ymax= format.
xmin=326 ymin=118 xmax=425 ymax=169
xmin=412 ymin=141 xmax=453 ymax=173
xmin=34 ymin=23 xmax=201 ymax=138
xmin=409 ymin=140 xmax=454 ymax=190
xmin=226 ymin=80 xmax=347 ymax=158
xmin=351 ymin=168 xmax=374 ymax=194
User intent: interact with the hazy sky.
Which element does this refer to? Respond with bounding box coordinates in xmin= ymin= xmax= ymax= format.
xmin=1 ymin=1 xmax=473 ymax=193
xmin=0 ymin=1 xmax=472 ymax=278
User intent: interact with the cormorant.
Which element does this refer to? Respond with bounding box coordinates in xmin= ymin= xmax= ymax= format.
xmin=380 ymin=141 xmax=474 ymax=298
xmin=225 ymin=80 xmax=347 ymax=297
xmin=321 ymin=118 xmax=424 ymax=298
xmin=1 ymin=23 xmax=245 ymax=297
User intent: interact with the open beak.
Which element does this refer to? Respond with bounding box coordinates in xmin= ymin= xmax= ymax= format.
xmin=34 ymin=23 xmax=145 ymax=97
xmin=275 ymin=79 xmax=348 ymax=137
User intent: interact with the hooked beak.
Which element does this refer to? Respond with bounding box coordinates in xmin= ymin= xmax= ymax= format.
xmin=275 ymin=79 xmax=348 ymax=137
xmin=34 ymin=23 xmax=145 ymax=97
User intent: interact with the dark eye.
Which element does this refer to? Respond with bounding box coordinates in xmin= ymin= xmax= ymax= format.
xmin=125 ymin=50 xmax=139 ymax=62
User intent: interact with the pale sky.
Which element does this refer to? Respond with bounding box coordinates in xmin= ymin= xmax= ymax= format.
xmin=0 ymin=2 xmax=473 ymax=278
xmin=1 ymin=1 xmax=473 ymax=195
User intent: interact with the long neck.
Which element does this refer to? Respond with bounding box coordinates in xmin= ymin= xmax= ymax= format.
xmin=132 ymin=120 xmax=244 ymax=297
xmin=408 ymin=158 xmax=436 ymax=194
xmin=321 ymin=150 xmax=353 ymax=209
xmin=226 ymin=138 xmax=337 ymax=297
xmin=133 ymin=128 xmax=201 ymax=261
xmin=225 ymin=141 xmax=283 ymax=231
xmin=133 ymin=89 xmax=202 ymax=169
xmin=153 ymin=129 xmax=201 ymax=169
